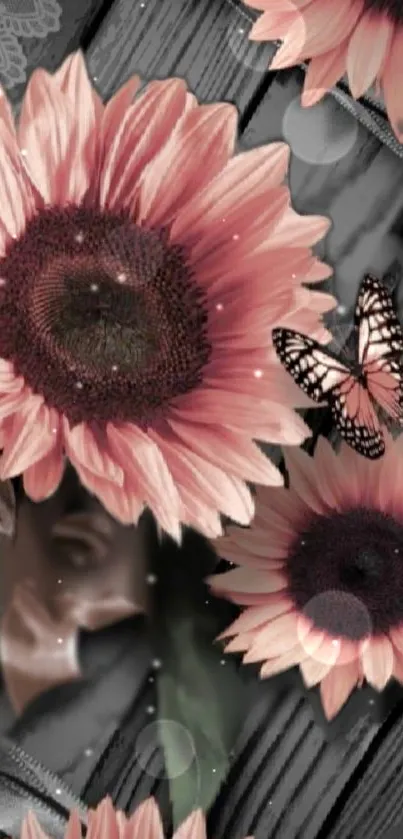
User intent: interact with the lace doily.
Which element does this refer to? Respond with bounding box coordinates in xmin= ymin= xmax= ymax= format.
xmin=0 ymin=0 xmax=62 ymax=87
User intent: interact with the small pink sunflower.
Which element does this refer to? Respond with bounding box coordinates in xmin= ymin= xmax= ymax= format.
xmin=210 ymin=435 xmax=403 ymax=719
xmin=246 ymin=0 xmax=403 ymax=141
xmin=0 ymin=51 xmax=334 ymax=540
xmin=21 ymin=796 xmax=253 ymax=839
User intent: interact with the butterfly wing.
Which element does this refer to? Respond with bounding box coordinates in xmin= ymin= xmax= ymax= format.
xmin=330 ymin=377 xmax=384 ymax=459
xmin=272 ymin=327 xmax=385 ymax=458
xmin=272 ymin=328 xmax=350 ymax=403
xmin=356 ymin=273 xmax=403 ymax=420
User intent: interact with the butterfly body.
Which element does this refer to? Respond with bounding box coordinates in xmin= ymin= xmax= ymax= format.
xmin=272 ymin=274 xmax=403 ymax=460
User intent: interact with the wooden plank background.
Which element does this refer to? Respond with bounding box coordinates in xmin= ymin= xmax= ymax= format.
xmin=1 ymin=1 xmax=403 ymax=835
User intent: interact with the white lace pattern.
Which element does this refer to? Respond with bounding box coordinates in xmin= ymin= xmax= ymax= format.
xmin=0 ymin=0 xmax=62 ymax=87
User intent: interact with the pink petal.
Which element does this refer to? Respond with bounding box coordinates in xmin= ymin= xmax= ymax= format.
xmin=64 ymin=810 xmax=83 ymax=839
xmin=168 ymin=418 xmax=283 ymax=486
xmin=177 ymin=484 xmax=223 ymax=538
xmin=284 ymin=445 xmax=329 ymax=514
xmin=150 ymin=428 xmax=254 ymax=526
xmin=18 ymin=68 xmax=89 ymax=205
xmin=72 ymin=461 xmax=143 ymax=526
xmin=170 ymin=144 xmax=290 ymax=245
xmin=243 ymin=610 xmax=300 ymax=663
xmin=360 ymin=635 xmax=395 ymax=690
xmin=209 ymin=567 xmax=287 ymax=596
xmin=171 ymin=389 xmax=310 ymax=445
xmin=100 ymin=79 xmax=188 ymax=211
xmin=218 ymin=597 xmax=292 ymax=639
xmin=260 ymin=645 xmax=306 ymax=677
xmin=125 ymin=797 xmax=165 ymax=839
xmin=347 ymin=13 xmax=393 ymax=98
xmin=64 ymin=421 xmax=123 ymax=486
xmin=300 ymin=641 xmax=338 ymax=687
xmin=21 ymin=812 xmax=50 ymax=839
xmin=249 ymin=5 xmax=302 ymax=43
xmin=102 ymin=75 xmax=141 ymax=146
xmin=302 ymin=42 xmax=349 ymax=106
xmin=173 ymin=810 xmax=207 ymax=839
xmin=271 ymin=0 xmax=362 ymax=69
xmin=106 ymin=423 xmax=182 ymax=541
xmin=138 ymin=103 xmax=238 ymax=227
xmin=0 ymin=401 xmax=59 ymax=478
xmin=23 ymin=444 xmax=64 ymax=501
xmin=320 ymin=661 xmax=360 ymax=719
xmin=0 ymin=122 xmax=36 ymax=240
xmin=87 ymin=798 xmax=120 ymax=839
xmin=382 ymin=27 xmax=403 ymax=142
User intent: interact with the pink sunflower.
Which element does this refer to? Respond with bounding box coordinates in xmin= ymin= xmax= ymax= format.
xmin=210 ymin=435 xmax=403 ymax=719
xmin=21 ymin=796 xmax=252 ymax=839
xmin=246 ymin=0 xmax=403 ymax=141
xmin=0 ymin=51 xmax=334 ymax=540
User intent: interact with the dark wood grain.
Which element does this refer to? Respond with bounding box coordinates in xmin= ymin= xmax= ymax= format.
xmin=86 ymin=0 xmax=275 ymax=114
xmin=240 ymin=69 xmax=403 ymax=311
xmin=3 ymin=0 xmax=111 ymax=106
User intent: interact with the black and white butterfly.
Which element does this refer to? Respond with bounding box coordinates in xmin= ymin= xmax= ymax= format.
xmin=272 ymin=274 xmax=403 ymax=459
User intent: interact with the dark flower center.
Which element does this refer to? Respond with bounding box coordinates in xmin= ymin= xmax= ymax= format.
xmin=0 ymin=206 xmax=211 ymax=427
xmin=362 ymin=0 xmax=403 ymax=23
xmin=286 ymin=508 xmax=403 ymax=640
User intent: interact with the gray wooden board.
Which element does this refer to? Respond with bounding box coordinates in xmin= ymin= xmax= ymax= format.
xmin=0 ymin=0 xmax=109 ymax=106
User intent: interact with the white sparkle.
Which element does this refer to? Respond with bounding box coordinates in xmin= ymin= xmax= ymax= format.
xmin=215 ymin=303 xmax=224 ymax=311
xmin=57 ymin=637 xmax=64 ymax=645
xmin=84 ymin=748 xmax=93 ymax=757
xmin=232 ymin=234 xmax=240 ymax=241
xmin=395 ymin=548 xmax=399 ymax=554
xmin=212 ymin=768 xmax=217 ymax=774
xmin=55 ymin=789 xmax=62 ymax=795
xmin=239 ymin=28 xmax=244 ymax=34
xmin=117 ymin=272 xmax=127 ymax=283
xmin=291 ymin=273 xmax=296 ymax=279
xmin=332 ymin=638 xmax=340 ymax=647
xmin=111 ymin=364 xmax=119 ymax=372
xmin=20 ymin=148 xmax=27 ymax=157
xmin=75 ymin=381 xmax=84 ymax=390
xmin=147 ymin=573 xmax=158 ymax=585
xmin=90 ymin=283 xmax=99 ymax=292
xmin=152 ymin=658 xmax=162 ymax=669
xmin=51 ymin=427 xmax=58 ymax=434
xmin=75 ymin=231 xmax=85 ymax=244
xmin=146 ymin=705 xmax=155 ymax=714
xmin=0 ymin=278 xmax=7 ymax=287
xmin=220 ymin=659 xmax=226 ymax=666
xmin=57 ymin=579 xmax=63 ymax=585
xmin=254 ymin=369 xmax=263 ymax=378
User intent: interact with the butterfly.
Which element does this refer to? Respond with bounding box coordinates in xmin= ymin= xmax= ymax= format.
xmin=272 ymin=273 xmax=403 ymax=459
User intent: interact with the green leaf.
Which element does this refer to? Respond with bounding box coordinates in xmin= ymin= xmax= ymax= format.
xmin=157 ymin=615 xmax=247 ymax=827
xmin=153 ymin=527 xmax=248 ymax=828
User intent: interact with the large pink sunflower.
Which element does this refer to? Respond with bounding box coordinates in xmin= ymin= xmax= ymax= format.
xmin=246 ymin=0 xmax=403 ymax=140
xmin=0 ymin=51 xmax=334 ymax=540
xmin=210 ymin=435 xmax=403 ymax=719
xmin=21 ymin=797 xmax=252 ymax=839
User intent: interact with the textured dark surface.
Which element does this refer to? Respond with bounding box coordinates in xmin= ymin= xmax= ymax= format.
xmin=0 ymin=0 xmax=403 ymax=837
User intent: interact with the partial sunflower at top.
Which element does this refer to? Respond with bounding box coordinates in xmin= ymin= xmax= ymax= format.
xmin=246 ymin=0 xmax=403 ymax=142
xmin=0 ymin=52 xmax=335 ymax=541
